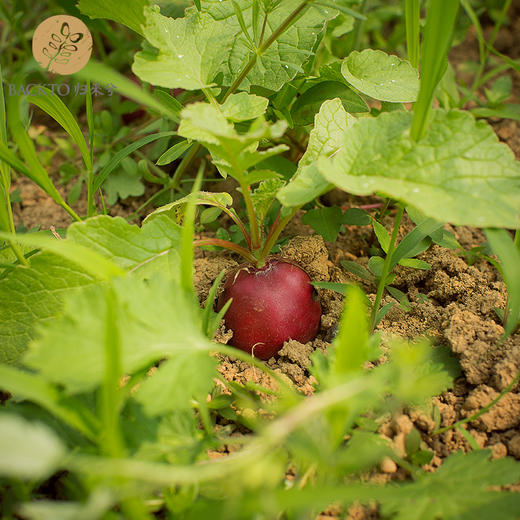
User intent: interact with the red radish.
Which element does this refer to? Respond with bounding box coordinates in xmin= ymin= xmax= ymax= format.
xmin=217 ymin=258 xmax=322 ymax=360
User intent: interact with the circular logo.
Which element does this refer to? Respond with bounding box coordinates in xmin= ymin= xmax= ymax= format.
xmin=32 ymin=15 xmax=92 ymax=75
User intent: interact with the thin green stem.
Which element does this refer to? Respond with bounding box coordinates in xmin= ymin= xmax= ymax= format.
xmin=469 ymin=0 xmax=512 ymax=93
xmin=170 ymin=143 xmax=200 ymax=191
xmin=258 ymin=207 xmax=299 ymax=266
xmin=194 ymin=238 xmax=257 ymax=264
xmin=59 ymin=201 xmax=82 ymax=222
xmin=434 ymin=369 xmax=520 ymax=435
xmin=351 ymin=0 xmax=370 ymax=52
xmin=239 ymin=180 xmax=261 ymax=251
xmin=370 ymin=206 xmax=404 ymax=331
xmin=86 ymin=79 xmax=95 ymax=217
xmin=514 ymin=229 xmax=520 ymax=252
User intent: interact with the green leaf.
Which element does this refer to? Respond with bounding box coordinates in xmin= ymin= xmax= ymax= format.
xmin=26 ymin=87 xmax=92 ymax=171
xmin=390 ymin=217 xmax=442 ymax=270
xmin=398 ymin=258 xmax=431 ymax=270
xmin=372 ymin=220 xmax=390 ymax=253
xmin=135 ymin=352 xmax=217 ymax=416
xmin=332 ymin=285 xmax=370 ymax=376
xmin=278 ymin=98 xmax=355 ymax=207
xmin=144 ymin=191 xmax=233 ymax=224
xmin=485 ymin=229 xmax=520 ymax=338
xmin=378 ymin=450 xmax=520 ymax=520
xmin=252 ymin=178 xmax=285 ymax=226
xmin=178 ymin=102 xmax=287 ymax=176
xmin=66 ymin=214 xmax=182 ymax=278
xmin=302 ymin=206 xmax=343 ymax=242
xmin=0 ymin=414 xmax=65 ymax=480
xmin=0 ymin=253 xmax=96 ymax=365
xmin=133 ymin=6 xmax=234 ymax=90
xmin=368 ymin=256 xmax=384 ymax=277
xmin=291 ymin=81 xmax=368 ymax=126
xmin=341 ymin=49 xmax=419 ymax=102
xmin=221 ymin=93 xmax=269 ymax=122
xmin=202 ymin=0 xmax=337 ymax=91
xmin=23 ymin=275 xmax=210 ymax=394
xmin=318 ymin=110 xmax=520 ymax=229
xmin=0 ymin=216 xmax=182 ymax=364
xmin=78 ymin=0 xmax=149 ymax=35
xmin=157 ymin=140 xmax=192 ymax=166
xmin=340 ymin=260 xmax=372 ymax=280
xmin=342 ymin=208 xmax=371 ymax=225
xmin=103 ymin=168 xmax=145 ymax=206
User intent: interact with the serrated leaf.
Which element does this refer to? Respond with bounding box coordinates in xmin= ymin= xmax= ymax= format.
xmin=278 ymin=98 xmax=355 ymax=207
xmin=378 ymin=450 xmax=520 ymax=520
xmin=0 ymin=216 xmax=183 ymax=364
xmin=23 ymin=276 xmax=210 ymax=394
xmin=135 ymin=352 xmax=217 ymax=416
xmin=302 ymin=206 xmax=343 ymax=242
xmin=133 ymin=7 xmax=234 ymax=90
xmin=318 ymin=110 xmax=520 ymax=228
xmin=291 ymin=81 xmax=368 ymax=126
xmin=67 ymin=214 xmax=182 ymax=278
xmin=78 ymin=0 xmax=148 ymax=35
xmin=341 ymin=49 xmax=419 ymax=102
xmin=178 ymin=102 xmax=288 ymax=177
xmin=252 ymin=178 xmax=285 ymax=225
xmin=144 ymin=191 xmax=233 ymax=223
xmin=201 ymin=0 xmax=337 ymax=91
xmin=0 ymin=414 xmax=65 ymax=480
xmin=221 ymin=93 xmax=269 ymax=122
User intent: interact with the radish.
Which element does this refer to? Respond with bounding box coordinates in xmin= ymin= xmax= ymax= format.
xmin=217 ymin=258 xmax=321 ymax=359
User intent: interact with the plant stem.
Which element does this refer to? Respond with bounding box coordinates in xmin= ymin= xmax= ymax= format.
xmin=370 ymin=206 xmax=404 ymax=331
xmin=239 ymin=180 xmax=261 ymax=251
xmin=469 ymin=0 xmax=512 ymax=94
xmin=258 ymin=207 xmax=299 ymax=265
xmin=434 ymin=369 xmax=520 ymax=435
xmin=514 ymin=229 xmax=520 ymax=252
xmin=351 ymin=0 xmax=370 ymax=52
xmin=194 ymin=238 xmax=257 ymax=264
xmin=86 ymin=79 xmax=95 ymax=217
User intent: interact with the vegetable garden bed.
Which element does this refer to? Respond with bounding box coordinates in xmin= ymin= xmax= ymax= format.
xmin=1 ymin=1 xmax=520 ymax=519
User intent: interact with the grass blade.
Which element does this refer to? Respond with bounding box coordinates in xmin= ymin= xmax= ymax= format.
xmin=6 ymin=94 xmax=81 ymax=221
xmin=404 ymin=0 xmax=420 ymax=68
xmin=93 ymin=131 xmax=176 ymax=192
xmin=411 ymin=0 xmax=459 ymax=141
xmin=485 ymin=229 xmax=520 ymax=338
xmin=26 ymin=85 xmax=92 ymax=171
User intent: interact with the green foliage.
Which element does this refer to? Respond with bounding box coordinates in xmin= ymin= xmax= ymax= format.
xmin=78 ymin=0 xmax=148 ymax=35
xmin=341 ymin=49 xmax=420 ymax=102
xmin=318 ymin=110 xmax=520 ymax=229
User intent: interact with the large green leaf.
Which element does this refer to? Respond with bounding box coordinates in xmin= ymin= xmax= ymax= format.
xmin=0 ymin=414 xmax=66 ymax=480
xmin=0 ymin=215 xmax=182 ymax=365
xmin=23 ymin=275 xmax=210 ymax=394
xmin=277 ymin=98 xmax=354 ymax=207
xmin=221 ymin=93 xmax=269 ymax=122
xmin=66 ymin=215 xmax=182 ymax=278
xmin=318 ymin=110 xmax=520 ymax=228
xmin=133 ymin=6 xmax=234 ymax=90
xmin=78 ymin=0 xmax=149 ymax=35
xmin=201 ymin=0 xmax=337 ymax=91
xmin=341 ymin=49 xmax=419 ymax=103
xmin=377 ymin=450 xmax=520 ymax=520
